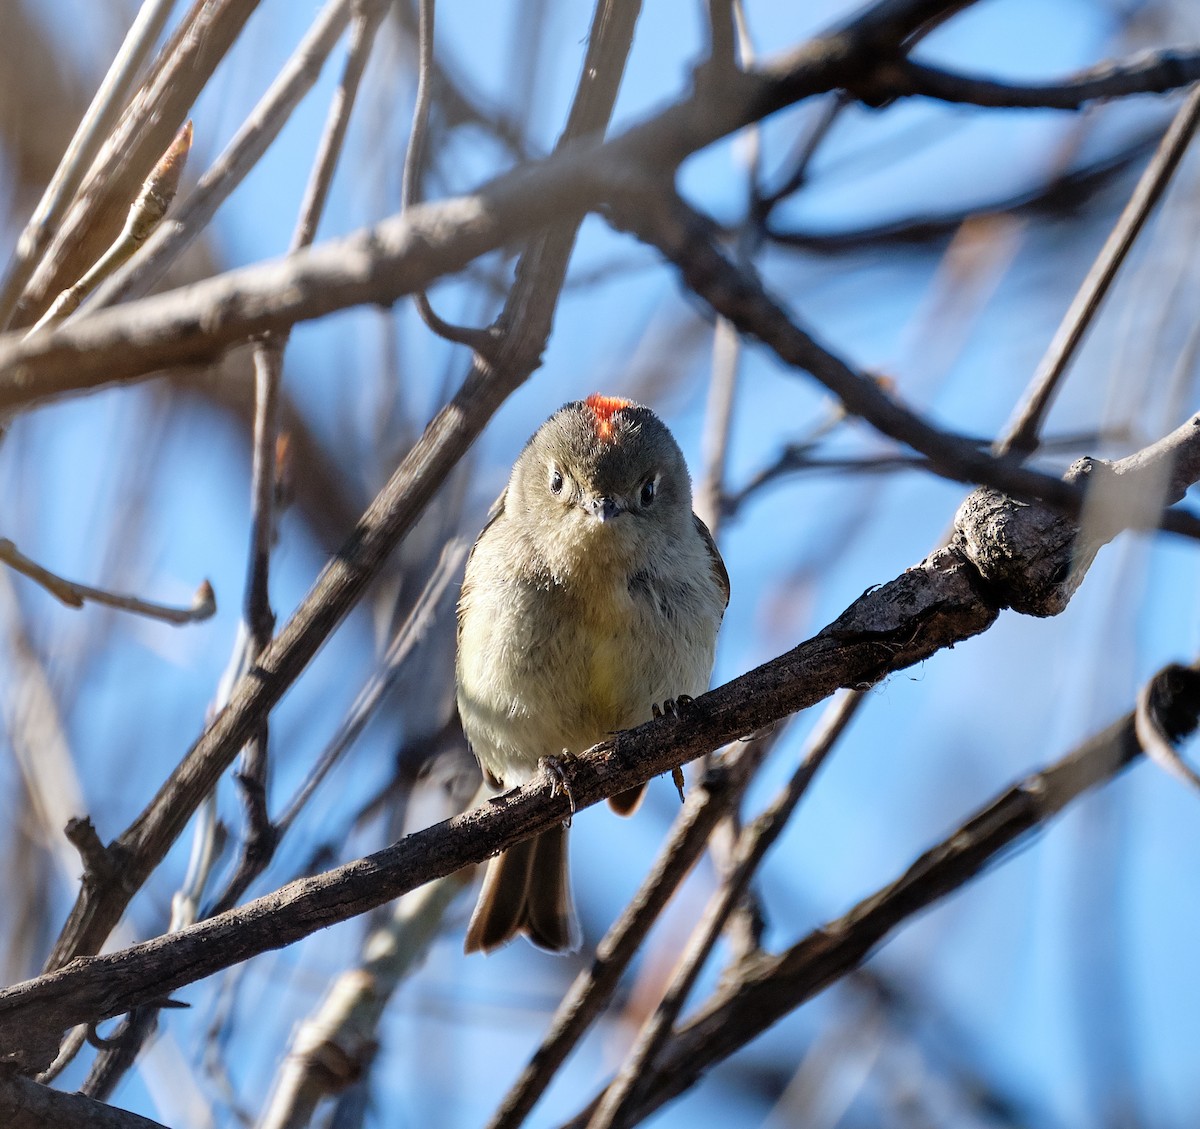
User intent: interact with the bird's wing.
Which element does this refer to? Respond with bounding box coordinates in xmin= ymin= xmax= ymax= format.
xmin=457 ymin=487 xmax=508 ymax=647
xmin=692 ymin=513 xmax=730 ymax=609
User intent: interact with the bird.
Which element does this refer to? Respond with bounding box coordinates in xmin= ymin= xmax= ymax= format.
xmin=456 ymin=394 xmax=729 ymax=954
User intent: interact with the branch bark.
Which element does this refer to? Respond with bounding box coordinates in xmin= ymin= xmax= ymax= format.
xmin=0 ymin=1071 xmax=169 ymax=1129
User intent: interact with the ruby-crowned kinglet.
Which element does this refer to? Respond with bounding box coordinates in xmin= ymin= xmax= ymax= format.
xmin=457 ymin=395 xmax=729 ymax=954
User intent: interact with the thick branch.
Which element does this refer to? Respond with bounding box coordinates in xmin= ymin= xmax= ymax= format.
xmin=4 ymin=401 xmax=1199 ymax=1070
xmin=0 ymin=1071 xmax=169 ymax=1129
xmin=0 ymin=545 xmax=996 ymax=1071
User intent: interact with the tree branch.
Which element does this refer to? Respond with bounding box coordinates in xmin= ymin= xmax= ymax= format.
xmin=0 ymin=1070 xmax=169 ymax=1129
xmin=6 ymin=406 xmax=1200 ymax=1071
xmin=35 ymin=0 xmax=641 ymax=1009
xmin=0 ymin=540 xmax=995 ymax=1072
xmin=891 ymin=50 xmax=1200 ymax=110
xmin=606 ymin=188 xmax=1200 ymax=539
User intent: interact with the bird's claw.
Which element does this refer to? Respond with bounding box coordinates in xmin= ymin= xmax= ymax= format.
xmin=541 ymin=753 xmax=577 ymax=826
xmin=652 ymin=694 xmax=694 ymax=721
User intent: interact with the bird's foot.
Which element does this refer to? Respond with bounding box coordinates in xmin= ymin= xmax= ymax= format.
xmin=652 ymin=693 xmax=694 ymax=721
xmin=540 ymin=753 xmax=577 ymax=826
xmin=651 ymin=696 xmax=694 ymax=803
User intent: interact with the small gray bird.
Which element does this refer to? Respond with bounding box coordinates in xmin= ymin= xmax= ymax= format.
xmin=457 ymin=395 xmax=729 ymax=954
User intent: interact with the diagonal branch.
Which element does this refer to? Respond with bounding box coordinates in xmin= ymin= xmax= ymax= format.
xmin=891 ymin=51 xmax=1200 ymax=110
xmin=0 ymin=542 xmax=998 ymax=1072
xmin=35 ymin=0 xmax=642 ymax=1000
xmin=0 ymin=1069 xmax=170 ymax=1129
xmin=606 ymin=188 xmax=1200 ymax=539
xmin=5 ymin=412 xmax=1200 ymax=1073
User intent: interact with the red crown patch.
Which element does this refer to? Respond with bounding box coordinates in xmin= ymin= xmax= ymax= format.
xmin=585 ymin=394 xmax=633 ymax=442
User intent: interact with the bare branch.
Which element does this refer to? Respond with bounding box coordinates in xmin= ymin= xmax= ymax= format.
xmin=13 ymin=0 xmax=264 ymax=327
xmin=401 ymin=0 xmax=498 ymax=352
xmin=764 ymin=135 xmax=1155 ymax=251
xmin=587 ymin=691 xmax=862 ymax=1128
xmin=24 ymin=122 xmax=193 ymax=336
xmin=0 ymin=538 xmax=215 ymax=625
xmin=0 ymin=0 xmax=1030 ymax=412
xmin=8 ymin=410 xmax=1200 ymax=1069
xmin=1136 ymin=663 xmax=1200 ymax=792
xmin=36 ymin=0 xmax=641 ymax=994
xmin=0 ymin=532 xmax=996 ymax=1070
xmin=1004 ymin=86 xmax=1200 ymax=455
xmin=89 ymin=0 xmax=360 ymax=311
xmin=607 ymin=189 xmax=1200 ymax=538
xmin=0 ymin=0 xmax=178 ymax=330
xmin=487 ymin=728 xmax=780 ymax=1129
xmin=0 ymin=1071 xmax=170 ymax=1129
xmin=893 ymin=50 xmax=1200 ymax=111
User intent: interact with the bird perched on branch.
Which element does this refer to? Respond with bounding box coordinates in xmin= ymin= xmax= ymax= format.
xmin=457 ymin=395 xmax=729 ymax=953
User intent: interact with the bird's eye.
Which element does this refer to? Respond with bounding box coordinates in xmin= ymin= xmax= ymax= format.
xmin=640 ymin=478 xmax=656 ymax=506
xmin=549 ymin=468 xmax=564 ymax=495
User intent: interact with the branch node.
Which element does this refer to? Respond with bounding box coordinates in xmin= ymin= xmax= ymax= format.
xmin=64 ymin=817 xmax=117 ymax=884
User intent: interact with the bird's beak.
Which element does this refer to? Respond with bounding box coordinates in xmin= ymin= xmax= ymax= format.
xmin=584 ymin=495 xmax=621 ymax=523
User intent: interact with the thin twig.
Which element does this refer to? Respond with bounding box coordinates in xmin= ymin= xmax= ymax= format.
xmin=389 ymin=0 xmax=533 ymax=163
xmin=764 ymin=133 xmax=1156 ymax=251
xmin=88 ymin=0 xmax=360 ymax=311
xmin=694 ymin=0 xmax=764 ymax=967
xmin=695 ymin=318 xmax=739 ymax=537
xmin=895 ymin=51 xmax=1200 ymax=111
xmin=401 ymin=0 xmax=498 ymax=352
xmin=274 ymin=540 xmax=467 ymax=838
xmin=725 ymin=428 xmax=1132 ymax=515
xmin=1135 ymin=663 xmax=1200 ymax=792
xmin=1003 ymin=84 xmax=1200 ymax=455
xmin=703 ymin=0 xmax=737 ymax=74
xmin=0 ymin=538 xmax=214 ymax=625
xmin=15 ymin=0 xmax=263 ymax=328
xmin=201 ymin=0 xmax=391 ymax=920
xmin=756 ymin=93 xmax=847 ymax=215
xmin=24 ymin=123 xmax=193 ymax=337
xmin=0 ymin=0 xmax=179 ymax=331
xmin=257 ymin=763 xmax=474 ymax=1129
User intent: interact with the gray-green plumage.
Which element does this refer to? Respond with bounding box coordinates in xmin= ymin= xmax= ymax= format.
xmin=457 ymin=397 xmax=728 ymax=954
